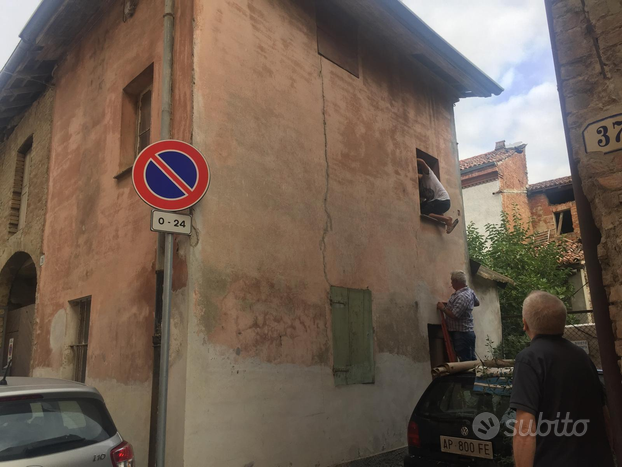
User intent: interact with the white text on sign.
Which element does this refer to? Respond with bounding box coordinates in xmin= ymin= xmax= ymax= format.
xmin=583 ymin=113 xmax=622 ymax=154
xmin=151 ymin=211 xmax=192 ymax=236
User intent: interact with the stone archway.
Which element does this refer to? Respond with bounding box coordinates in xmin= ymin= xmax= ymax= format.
xmin=0 ymin=252 xmax=37 ymax=376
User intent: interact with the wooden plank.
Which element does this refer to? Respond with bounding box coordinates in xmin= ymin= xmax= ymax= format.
xmin=316 ymin=1 xmax=360 ymax=78
xmin=330 ymin=286 xmax=350 ymax=386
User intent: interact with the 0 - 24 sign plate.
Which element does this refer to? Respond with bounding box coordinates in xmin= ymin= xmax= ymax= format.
xmin=151 ymin=210 xmax=192 ymax=235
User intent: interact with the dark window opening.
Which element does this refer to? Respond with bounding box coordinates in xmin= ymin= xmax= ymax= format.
xmin=554 ymin=209 xmax=574 ymax=235
xmin=316 ymin=1 xmax=359 ymax=78
xmin=69 ymin=297 xmax=91 ymax=383
xmin=416 ymin=149 xmax=440 ymax=180
xmin=545 ymin=187 xmax=575 ymax=205
xmin=428 ymin=324 xmax=448 ymax=370
xmin=330 ymin=286 xmax=374 ymax=386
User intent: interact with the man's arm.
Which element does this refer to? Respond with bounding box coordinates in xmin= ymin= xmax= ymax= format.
xmin=437 ymin=301 xmax=457 ymax=319
xmin=417 ymin=158 xmax=430 ymax=175
xmin=513 ymin=410 xmax=536 ymax=467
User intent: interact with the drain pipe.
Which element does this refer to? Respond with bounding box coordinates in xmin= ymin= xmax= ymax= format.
xmin=545 ymin=0 xmax=622 ymax=461
xmin=149 ymin=1 xmax=176 ymax=467
xmin=161 ymin=0 xmax=175 ymax=141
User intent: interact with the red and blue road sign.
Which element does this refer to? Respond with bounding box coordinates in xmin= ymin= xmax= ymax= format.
xmin=132 ymin=140 xmax=210 ymax=212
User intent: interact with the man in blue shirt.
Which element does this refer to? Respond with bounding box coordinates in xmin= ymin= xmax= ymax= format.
xmin=510 ymin=291 xmax=613 ymax=467
xmin=437 ymin=270 xmax=479 ymax=361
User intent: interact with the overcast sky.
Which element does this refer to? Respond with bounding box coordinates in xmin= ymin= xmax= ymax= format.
xmin=1 ymin=0 xmax=568 ymax=183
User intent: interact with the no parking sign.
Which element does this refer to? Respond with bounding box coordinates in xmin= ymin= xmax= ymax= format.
xmin=132 ymin=140 xmax=210 ymax=212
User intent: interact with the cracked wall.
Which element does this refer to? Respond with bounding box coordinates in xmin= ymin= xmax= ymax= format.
xmin=188 ymin=0 xmax=472 ymax=465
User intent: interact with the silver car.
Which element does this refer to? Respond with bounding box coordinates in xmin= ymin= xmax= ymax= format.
xmin=0 ymin=377 xmax=135 ymax=466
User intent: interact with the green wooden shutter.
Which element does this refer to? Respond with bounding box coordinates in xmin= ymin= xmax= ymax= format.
xmin=348 ymin=288 xmax=374 ymax=384
xmin=331 ymin=286 xmax=350 ymax=386
xmin=330 ymin=287 xmax=374 ymax=386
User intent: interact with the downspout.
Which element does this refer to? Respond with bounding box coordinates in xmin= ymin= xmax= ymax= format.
xmin=544 ymin=0 xmax=622 ymax=461
xmin=149 ymin=1 xmax=175 ymax=466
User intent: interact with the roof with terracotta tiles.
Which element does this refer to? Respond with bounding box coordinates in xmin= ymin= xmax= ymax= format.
xmin=460 ymin=143 xmax=527 ymax=171
xmin=561 ymin=240 xmax=584 ymax=264
xmin=527 ymin=176 xmax=573 ymax=192
xmin=533 ymin=232 xmax=584 ymax=264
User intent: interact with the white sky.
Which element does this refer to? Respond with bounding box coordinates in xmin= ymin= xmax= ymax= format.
xmin=1 ymin=0 xmax=568 ymax=183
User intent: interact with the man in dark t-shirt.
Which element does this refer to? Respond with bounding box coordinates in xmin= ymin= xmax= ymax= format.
xmin=511 ymin=291 xmax=613 ymax=467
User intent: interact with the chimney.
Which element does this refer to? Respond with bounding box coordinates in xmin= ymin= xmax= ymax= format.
xmin=495 ymin=140 xmax=506 ymax=150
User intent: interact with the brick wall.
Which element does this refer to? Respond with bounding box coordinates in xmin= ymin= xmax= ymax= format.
xmin=0 ymin=90 xmax=54 ymax=363
xmin=548 ymin=0 xmax=622 ymax=362
xmin=528 ymin=191 xmax=580 ymax=239
xmin=497 ymin=151 xmax=531 ymax=231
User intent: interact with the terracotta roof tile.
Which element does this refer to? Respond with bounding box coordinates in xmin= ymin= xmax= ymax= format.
xmin=460 ymin=144 xmax=527 ymax=171
xmin=534 ymin=233 xmax=584 ymax=264
xmin=527 ymin=176 xmax=573 ymax=192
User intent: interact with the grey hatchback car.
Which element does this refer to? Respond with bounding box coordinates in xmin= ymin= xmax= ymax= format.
xmin=0 ymin=377 xmax=135 ymax=466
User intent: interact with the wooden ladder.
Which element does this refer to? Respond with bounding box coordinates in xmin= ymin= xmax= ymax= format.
xmin=440 ymin=309 xmax=457 ymax=362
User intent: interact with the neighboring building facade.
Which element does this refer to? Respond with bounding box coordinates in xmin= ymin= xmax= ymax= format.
xmin=460 ymin=144 xmax=592 ymax=312
xmin=0 ymin=88 xmax=54 ymax=376
xmin=546 ymin=0 xmax=622 ymax=365
xmin=460 ymin=141 xmax=530 ymax=235
xmin=0 ymin=0 xmax=502 ymax=465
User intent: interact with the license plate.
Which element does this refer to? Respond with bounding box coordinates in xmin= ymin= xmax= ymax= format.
xmin=440 ymin=435 xmax=493 ymax=459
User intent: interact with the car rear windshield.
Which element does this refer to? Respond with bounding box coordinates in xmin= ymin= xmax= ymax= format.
xmin=0 ymin=396 xmax=117 ymax=462
xmin=417 ymin=375 xmax=513 ymax=421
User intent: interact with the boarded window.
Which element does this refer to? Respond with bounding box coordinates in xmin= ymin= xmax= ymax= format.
xmin=330 ymin=286 xmax=374 ymax=386
xmin=554 ymin=209 xmax=574 ymax=235
xmin=69 ymin=297 xmax=91 ymax=383
xmin=116 ymin=64 xmax=154 ymax=177
xmin=8 ymin=136 xmax=33 ymax=234
xmin=316 ymin=1 xmax=359 ymax=77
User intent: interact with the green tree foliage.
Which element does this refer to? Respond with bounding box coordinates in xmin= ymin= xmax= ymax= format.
xmin=467 ymin=210 xmax=575 ymax=358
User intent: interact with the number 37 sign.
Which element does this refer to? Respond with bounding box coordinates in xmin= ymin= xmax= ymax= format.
xmin=583 ymin=113 xmax=622 ymax=154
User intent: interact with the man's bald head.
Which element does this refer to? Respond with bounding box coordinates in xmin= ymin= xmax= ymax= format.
xmin=522 ymin=291 xmax=567 ymax=335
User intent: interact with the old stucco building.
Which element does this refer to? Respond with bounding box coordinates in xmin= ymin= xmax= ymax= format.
xmin=460 ymin=142 xmax=591 ymax=312
xmin=547 ymin=0 xmax=622 ymax=457
xmin=0 ymin=0 xmax=501 ymax=465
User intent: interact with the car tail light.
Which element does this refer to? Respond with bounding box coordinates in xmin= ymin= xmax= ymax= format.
xmin=111 ymin=441 xmax=135 ymax=467
xmin=408 ymin=420 xmax=421 ymax=447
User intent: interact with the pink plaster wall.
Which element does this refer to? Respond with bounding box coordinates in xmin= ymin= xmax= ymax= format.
xmin=191 ymin=0 xmax=468 ymax=367
xmin=32 ymin=0 xmax=193 ymax=459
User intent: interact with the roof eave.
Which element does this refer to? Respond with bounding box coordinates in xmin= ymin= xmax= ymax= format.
xmin=384 ymin=0 xmax=504 ymax=98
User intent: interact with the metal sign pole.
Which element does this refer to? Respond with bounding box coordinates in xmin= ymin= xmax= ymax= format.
xmin=155 ymin=232 xmax=174 ymax=466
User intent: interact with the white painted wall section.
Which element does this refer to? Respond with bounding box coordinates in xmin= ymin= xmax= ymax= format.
xmin=462 ymin=180 xmax=502 ymax=235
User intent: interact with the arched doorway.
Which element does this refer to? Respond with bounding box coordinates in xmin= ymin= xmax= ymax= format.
xmin=0 ymin=252 xmax=37 ymax=376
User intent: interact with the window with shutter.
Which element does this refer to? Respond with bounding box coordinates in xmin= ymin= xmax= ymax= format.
xmin=8 ymin=136 xmax=33 ymax=235
xmin=316 ymin=1 xmax=359 ymax=78
xmin=330 ymin=286 xmax=374 ymax=386
xmin=115 ymin=64 xmax=154 ymax=179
